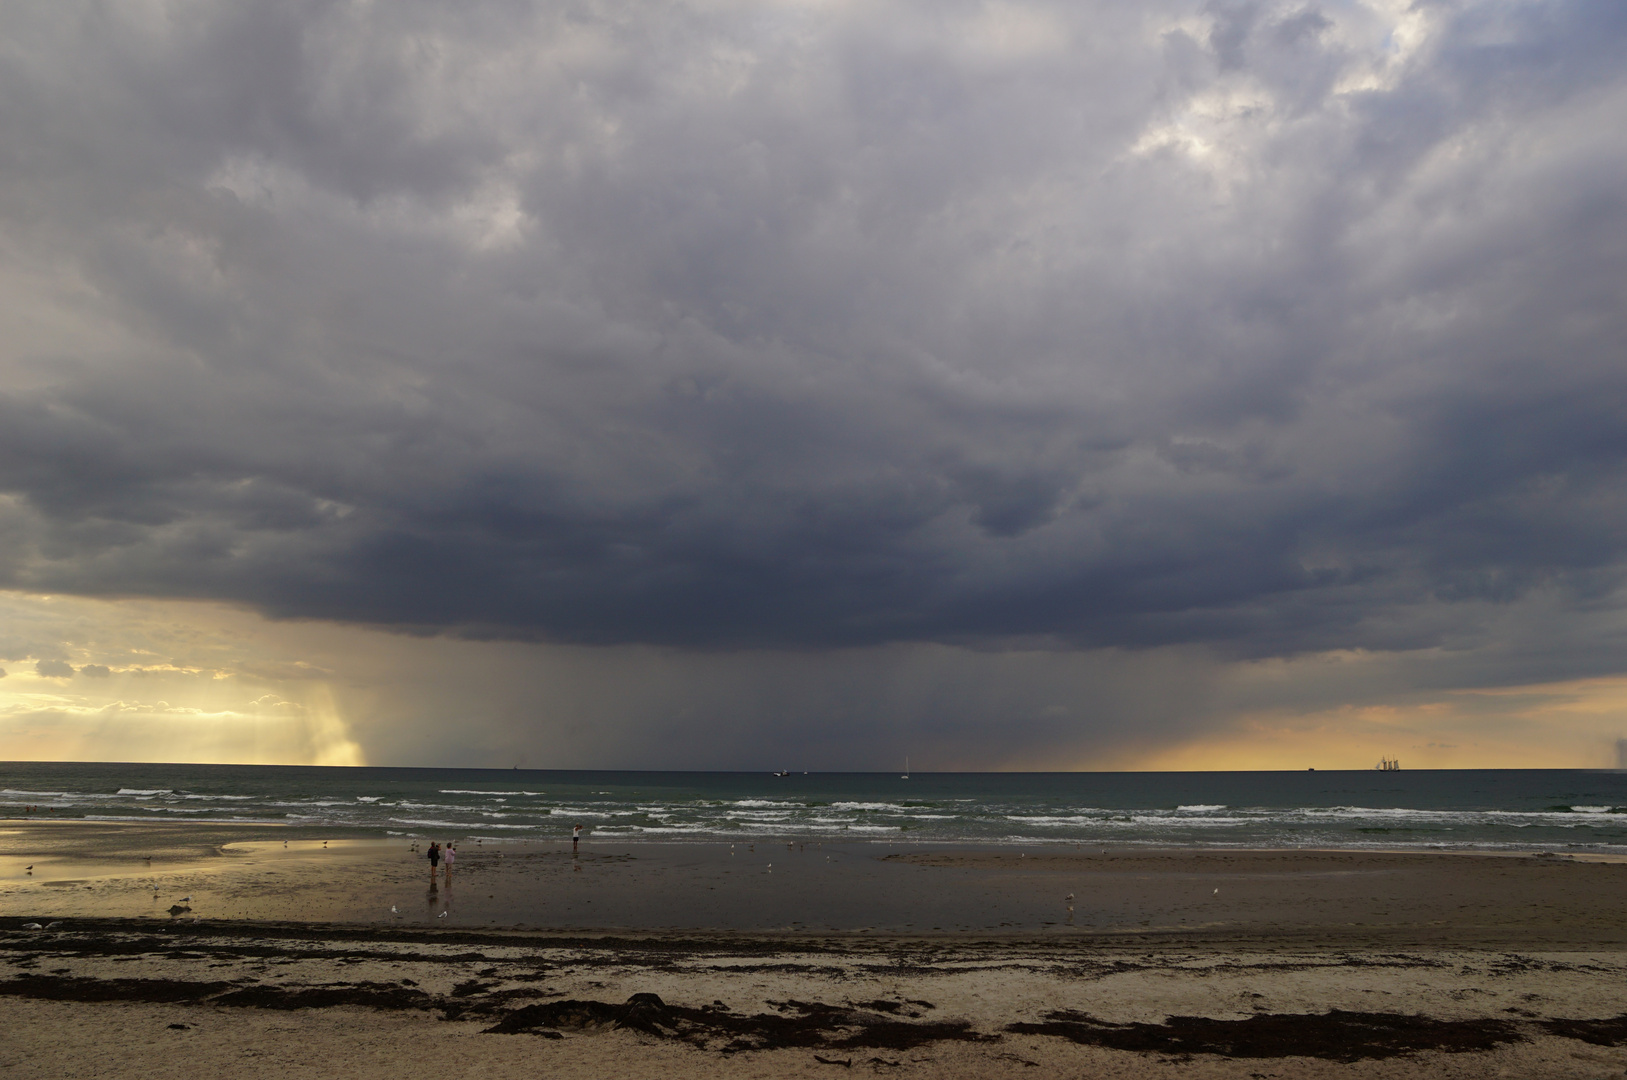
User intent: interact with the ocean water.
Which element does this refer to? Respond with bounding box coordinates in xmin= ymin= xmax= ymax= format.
xmin=4 ymin=763 xmax=1627 ymax=853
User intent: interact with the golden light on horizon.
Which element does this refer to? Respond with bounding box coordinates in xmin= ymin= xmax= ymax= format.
xmin=1119 ymin=676 xmax=1627 ymax=772
xmin=2 ymin=590 xmax=1625 ymax=771
xmin=0 ymin=592 xmax=365 ymax=767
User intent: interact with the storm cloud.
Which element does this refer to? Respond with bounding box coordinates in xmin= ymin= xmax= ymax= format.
xmin=1 ymin=0 xmax=1624 ymax=678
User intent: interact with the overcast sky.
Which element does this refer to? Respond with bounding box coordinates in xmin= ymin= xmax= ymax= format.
xmin=1 ymin=0 xmax=1624 ymax=769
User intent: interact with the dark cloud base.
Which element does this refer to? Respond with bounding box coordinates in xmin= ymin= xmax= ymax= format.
xmin=0 ymin=0 xmax=1624 ymax=674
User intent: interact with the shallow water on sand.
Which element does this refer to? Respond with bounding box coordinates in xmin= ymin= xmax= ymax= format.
xmin=4 ymin=825 xmax=1627 ymax=945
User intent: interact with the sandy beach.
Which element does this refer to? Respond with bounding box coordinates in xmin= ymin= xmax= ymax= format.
xmin=4 ymin=821 xmax=1627 ymax=1077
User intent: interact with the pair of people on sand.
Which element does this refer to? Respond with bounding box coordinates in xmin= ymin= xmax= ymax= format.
xmin=426 ymin=840 xmax=456 ymax=881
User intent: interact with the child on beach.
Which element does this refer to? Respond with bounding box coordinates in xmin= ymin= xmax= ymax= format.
xmin=443 ymin=842 xmax=455 ymax=879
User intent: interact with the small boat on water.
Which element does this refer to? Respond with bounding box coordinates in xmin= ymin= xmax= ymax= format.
xmin=902 ymin=757 xmax=910 ymax=780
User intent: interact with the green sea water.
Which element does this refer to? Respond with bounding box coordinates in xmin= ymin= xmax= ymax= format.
xmin=6 ymin=762 xmax=1627 ymax=853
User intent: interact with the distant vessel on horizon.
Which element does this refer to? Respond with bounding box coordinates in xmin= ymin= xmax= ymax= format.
xmin=902 ymin=756 xmax=909 ymax=780
xmin=1376 ymin=757 xmax=1400 ymax=771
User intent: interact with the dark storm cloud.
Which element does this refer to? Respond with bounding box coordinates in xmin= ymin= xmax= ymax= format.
xmin=0 ymin=0 xmax=1625 ymax=671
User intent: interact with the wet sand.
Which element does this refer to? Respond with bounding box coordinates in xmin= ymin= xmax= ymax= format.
xmin=3 ymin=821 xmax=1627 ymax=1076
xmin=5 ymin=821 xmax=1627 ymax=946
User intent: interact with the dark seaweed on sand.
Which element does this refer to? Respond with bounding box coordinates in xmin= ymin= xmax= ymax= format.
xmin=214 ymin=983 xmax=435 ymax=1011
xmin=0 ymin=974 xmax=233 ymax=1004
xmin=1005 ymin=1008 xmax=1524 ymax=1061
xmin=1538 ymin=1015 xmax=1627 ymax=1046
xmin=482 ymin=992 xmax=992 ymax=1052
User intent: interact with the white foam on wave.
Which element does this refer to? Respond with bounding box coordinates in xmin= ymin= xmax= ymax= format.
xmin=1178 ymin=804 xmax=1227 ymax=812
xmin=1127 ymin=813 xmax=1249 ymax=827
xmin=85 ymin=813 xmax=287 ymax=824
xmin=115 ymin=788 xmax=173 ymax=796
xmin=439 ymin=789 xmax=544 ymax=796
xmin=1292 ymin=805 xmax=1627 ymax=824
xmin=388 ymin=817 xmax=539 ymax=830
xmin=1004 ymin=814 xmax=1102 ymax=826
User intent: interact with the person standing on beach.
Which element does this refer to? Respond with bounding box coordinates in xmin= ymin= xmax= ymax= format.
xmin=443 ymin=842 xmax=455 ymax=880
xmin=572 ymin=824 xmax=582 ymax=854
xmin=427 ymin=841 xmax=440 ymax=882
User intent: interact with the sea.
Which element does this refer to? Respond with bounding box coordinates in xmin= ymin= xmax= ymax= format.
xmin=6 ymin=763 xmax=1627 ymax=854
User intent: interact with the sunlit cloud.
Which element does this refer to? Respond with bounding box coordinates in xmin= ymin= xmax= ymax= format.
xmin=0 ymin=593 xmax=362 ymax=765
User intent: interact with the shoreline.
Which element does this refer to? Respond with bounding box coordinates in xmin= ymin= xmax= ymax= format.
xmin=9 ymin=814 xmax=1627 ymax=854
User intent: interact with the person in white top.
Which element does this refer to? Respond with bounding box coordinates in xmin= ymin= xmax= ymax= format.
xmin=443 ymin=842 xmax=455 ymax=879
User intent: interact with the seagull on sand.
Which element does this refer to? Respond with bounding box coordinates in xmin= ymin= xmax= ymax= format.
xmin=1212 ymin=887 xmax=1219 ymax=896
xmin=21 ymin=923 xmax=42 ymax=930
xmin=390 ymin=905 xmax=398 ymax=914
xmin=438 ymin=911 xmax=448 ymax=918
xmin=179 ymin=896 xmax=191 ymax=903
xmin=24 ymin=865 xmax=31 ymax=873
